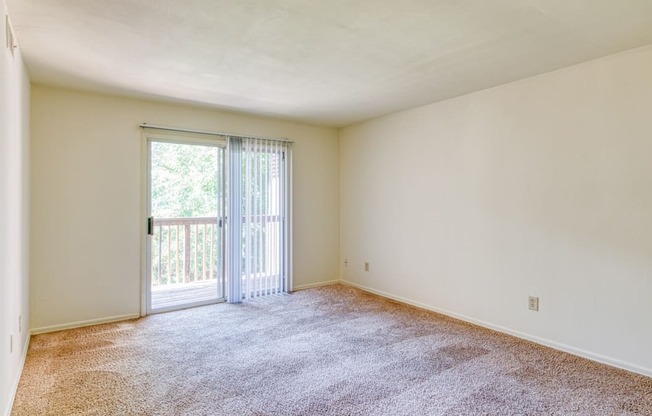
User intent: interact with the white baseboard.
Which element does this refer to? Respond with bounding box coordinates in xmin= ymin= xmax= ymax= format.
xmin=4 ymin=334 xmax=30 ymax=416
xmin=31 ymin=313 xmax=141 ymax=335
xmin=341 ymin=280 xmax=652 ymax=379
xmin=292 ymin=280 xmax=341 ymax=291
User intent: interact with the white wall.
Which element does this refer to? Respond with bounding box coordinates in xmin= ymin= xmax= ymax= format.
xmin=340 ymin=45 xmax=652 ymax=375
xmin=30 ymin=85 xmax=339 ymax=332
xmin=0 ymin=2 xmax=30 ymax=414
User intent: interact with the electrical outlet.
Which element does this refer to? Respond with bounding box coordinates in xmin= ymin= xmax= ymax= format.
xmin=344 ymin=258 xmax=348 ymax=267
xmin=19 ymin=315 xmax=22 ymax=333
xmin=528 ymin=296 xmax=539 ymax=311
xmin=364 ymin=262 xmax=370 ymax=272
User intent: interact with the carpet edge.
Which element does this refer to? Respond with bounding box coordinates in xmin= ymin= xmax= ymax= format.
xmin=4 ymin=334 xmax=29 ymax=416
xmin=293 ymin=280 xmax=342 ymax=291
xmin=341 ymin=279 xmax=652 ymax=379
xmin=31 ymin=313 xmax=141 ymax=335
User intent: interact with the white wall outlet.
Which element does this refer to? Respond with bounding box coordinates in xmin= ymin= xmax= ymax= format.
xmin=364 ymin=262 xmax=370 ymax=272
xmin=19 ymin=315 xmax=22 ymax=333
xmin=344 ymin=258 xmax=348 ymax=267
xmin=528 ymin=296 xmax=539 ymax=311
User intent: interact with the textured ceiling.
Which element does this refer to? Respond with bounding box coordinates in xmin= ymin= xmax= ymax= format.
xmin=7 ymin=0 xmax=652 ymax=126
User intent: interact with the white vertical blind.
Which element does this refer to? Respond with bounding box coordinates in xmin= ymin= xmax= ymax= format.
xmin=228 ymin=136 xmax=291 ymax=303
xmin=227 ymin=137 xmax=243 ymax=303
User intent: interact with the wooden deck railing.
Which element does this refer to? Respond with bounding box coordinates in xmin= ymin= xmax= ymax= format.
xmin=151 ymin=215 xmax=283 ymax=288
xmin=151 ymin=217 xmax=222 ymax=286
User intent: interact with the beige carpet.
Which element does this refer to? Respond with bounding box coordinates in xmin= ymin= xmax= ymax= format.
xmin=12 ymin=284 xmax=652 ymax=415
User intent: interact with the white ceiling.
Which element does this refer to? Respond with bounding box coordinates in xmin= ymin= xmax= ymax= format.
xmin=7 ymin=0 xmax=652 ymax=127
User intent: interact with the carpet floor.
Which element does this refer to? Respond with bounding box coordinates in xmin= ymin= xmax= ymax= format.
xmin=12 ymin=284 xmax=652 ymax=415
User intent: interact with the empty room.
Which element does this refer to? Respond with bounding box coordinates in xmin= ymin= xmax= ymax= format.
xmin=1 ymin=0 xmax=651 ymax=415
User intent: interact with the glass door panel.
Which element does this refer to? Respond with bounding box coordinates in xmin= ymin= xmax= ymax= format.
xmin=148 ymin=140 xmax=225 ymax=313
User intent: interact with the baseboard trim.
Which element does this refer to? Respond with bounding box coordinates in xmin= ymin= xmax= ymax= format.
xmin=341 ymin=280 xmax=652 ymax=379
xmin=4 ymin=334 xmax=30 ymax=416
xmin=31 ymin=313 xmax=141 ymax=335
xmin=292 ymin=280 xmax=341 ymax=291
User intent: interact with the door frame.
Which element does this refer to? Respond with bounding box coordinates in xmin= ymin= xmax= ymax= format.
xmin=140 ymin=129 xmax=227 ymax=316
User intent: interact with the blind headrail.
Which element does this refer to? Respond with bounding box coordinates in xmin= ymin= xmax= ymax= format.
xmin=139 ymin=123 xmax=293 ymax=143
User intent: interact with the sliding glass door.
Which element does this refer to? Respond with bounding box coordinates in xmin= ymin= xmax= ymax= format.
xmin=142 ymin=127 xmax=292 ymax=313
xmin=146 ymin=137 xmax=226 ymax=313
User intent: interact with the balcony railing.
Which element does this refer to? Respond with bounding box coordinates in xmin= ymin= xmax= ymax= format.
xmin=151 ymin=217 xmax=222 ymax=287
xmin=151 ymin=215 xmax=284 ymax=295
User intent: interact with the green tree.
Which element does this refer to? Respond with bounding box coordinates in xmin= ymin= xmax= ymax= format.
xmin=151 ymin=142 xmax=221 ymax=218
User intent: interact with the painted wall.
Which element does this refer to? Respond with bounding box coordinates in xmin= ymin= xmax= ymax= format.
xmin=30 ymin=85 xmax=339 ymax=332
xmin=0 ymin=3 xmax=30 ymax=414
xmin=340 ymin=45 xmax=652 ymax=375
